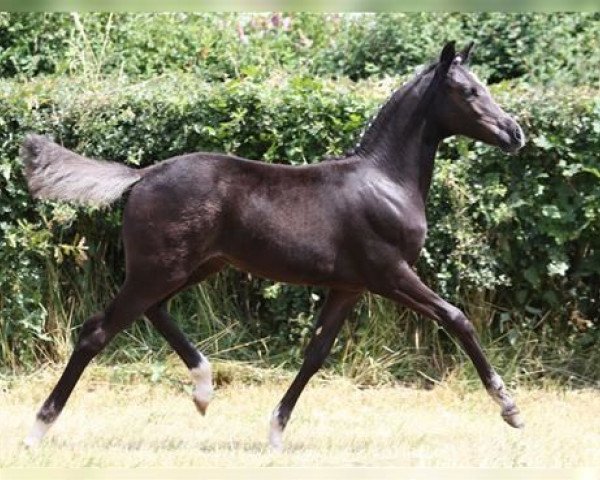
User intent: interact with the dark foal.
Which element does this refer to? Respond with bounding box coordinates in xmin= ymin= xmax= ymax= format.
xmin=22 ymin=41 xmax=525 ymax=449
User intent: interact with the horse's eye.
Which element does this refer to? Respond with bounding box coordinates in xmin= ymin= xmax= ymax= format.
xmin=468 ymin=87 xmax=479 ymax=98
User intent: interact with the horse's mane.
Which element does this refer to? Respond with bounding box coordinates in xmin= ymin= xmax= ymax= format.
xmin=323 ymin=61 xmax=439 ymax=162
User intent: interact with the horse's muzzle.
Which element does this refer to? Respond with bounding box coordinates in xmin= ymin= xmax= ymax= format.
xmin=499 ymin=119 xmax=526 ymax=154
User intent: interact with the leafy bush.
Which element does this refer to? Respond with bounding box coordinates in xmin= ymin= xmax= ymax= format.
xmin=0 ymin=72 xmax=597 ymax=377
xmin=1 ymin=13 xmax=598 ymax=87
xmin=0 ymin=13 xmax=73 ymax=78
xmin=0 ymin=13 xmax=336 ymax=81
xmin=314 ymin=13 xmax=600 ymax=86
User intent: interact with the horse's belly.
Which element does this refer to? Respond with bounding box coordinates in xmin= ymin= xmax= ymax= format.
xmin=219 ymin=190 xmax=362 ymax=287
xmin=225 ymin=239 xmax=338 ymax=285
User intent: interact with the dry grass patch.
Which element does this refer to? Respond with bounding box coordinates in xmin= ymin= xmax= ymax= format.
xmin=0 ymin=363 xmax=598 ymax=467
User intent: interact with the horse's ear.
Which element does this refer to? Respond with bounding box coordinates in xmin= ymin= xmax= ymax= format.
xmin=459 ymin=41 xmax=475 ymax=65
xmin=439 ymin=41 xmax=456 ymax=74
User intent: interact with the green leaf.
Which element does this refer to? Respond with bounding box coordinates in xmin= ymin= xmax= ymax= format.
xmin=547 ymin=260 xmax=569 ymax=276
xmin=533 ymin=135 xmax=553 ymax=150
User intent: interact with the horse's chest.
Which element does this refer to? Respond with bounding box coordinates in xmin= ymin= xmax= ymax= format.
xmin=391 ymin=217 xmax=428 ymax=263
xmin=401 ymin=221 xmax=428 ymax=263
xmin=363 ymin=199 xmax=428 ymax=264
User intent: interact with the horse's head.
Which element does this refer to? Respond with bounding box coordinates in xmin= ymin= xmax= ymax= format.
xmin=432 ymin=41 xmax=525 ymax=154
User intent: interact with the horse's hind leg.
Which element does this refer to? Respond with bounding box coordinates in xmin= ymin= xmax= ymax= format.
xmin=269 ymin=289 xmax=361 ymax=451
xmin=24 ymin=277 xmax=183 ymax=447
xmin=145 ymin=303 xmax=214 ymax=415
xmin=144 ymin=259 xmax=225 ymax=415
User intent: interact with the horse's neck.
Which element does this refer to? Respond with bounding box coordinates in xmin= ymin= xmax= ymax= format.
xmin=357 ymin=75 xmax=442 ymax=202
xmin=363 ymin=116 xmax=441 ymax=203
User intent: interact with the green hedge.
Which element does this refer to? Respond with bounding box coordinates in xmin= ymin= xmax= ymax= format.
xmin=0 ymin=72 xmax=598 ymax=368
xmin=1 ymin=13 xmax=599 ymax=86
xmin=316 ymin=13 xmax=600 ymax=86
xmin=0 ymin=13 xmax=335 ymax=81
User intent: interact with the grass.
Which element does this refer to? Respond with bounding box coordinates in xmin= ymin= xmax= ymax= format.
xmin=1 ymin=361 xmax=599 ymax=468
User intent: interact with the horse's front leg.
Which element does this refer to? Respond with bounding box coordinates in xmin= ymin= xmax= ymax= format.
xmin=371 ymin=261 xmax=524 ymax=429
xmin=269 ymin=289 xmax=362 ymax=451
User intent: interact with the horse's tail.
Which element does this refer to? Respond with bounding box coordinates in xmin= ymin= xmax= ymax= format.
xmin=20 ymin=134 xmax=143 ymax=207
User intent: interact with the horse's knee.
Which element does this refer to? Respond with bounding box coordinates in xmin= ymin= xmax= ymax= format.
xmin=75 ymin=313 xmax=109 ymax=355
xmin=442 ymin=305 xmax=476 ymax=337
xmin=145 ymin=302 xmax=167 ymax=322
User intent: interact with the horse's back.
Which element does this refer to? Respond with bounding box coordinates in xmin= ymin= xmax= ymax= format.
xmin=122 ymin=151 xmax=364 ymax=286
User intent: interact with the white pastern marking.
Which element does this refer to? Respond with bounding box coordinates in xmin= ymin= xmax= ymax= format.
xmin=24 ymin=418 xmax=52 ymax=448
xmin=268 ymin=406 xmax=284 ymax=452
xmin=487 ymin=373 xmax=509 ymax=405
xmin=487 ymin=373 xmax=521 ymax=420
xmin=190 ymin=354 xmax=213 ymax=408
xmin=516 ymin=124 xmax=526 ymax=148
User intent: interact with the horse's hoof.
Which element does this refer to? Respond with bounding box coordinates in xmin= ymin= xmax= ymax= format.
xmin=23 ymin=418 xmax=51 ymax=448
xmin=23 ymin=436 xmax=41 ymax=449
xmin=269 ymin=439 xmax=283 ymax=453
xmin=190 ymin=357 xmax=213 ymax=417
xmin=193 ymin=397 xmax=209 ymax=416
xmin=502 ymin=408 xmax=525 ymax=429
xmin=268 ymin=409 xmax=284 ymax=452
xmin=268 ymin=427 xmax=283 ymax=453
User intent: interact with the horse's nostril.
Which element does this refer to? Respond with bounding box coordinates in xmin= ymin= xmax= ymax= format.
xmin=513 ymin=127 xmax=522 ymax=141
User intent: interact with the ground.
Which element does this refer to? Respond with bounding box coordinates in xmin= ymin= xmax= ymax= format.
xmin=1 ymin=362 xmax=599 ymax=468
